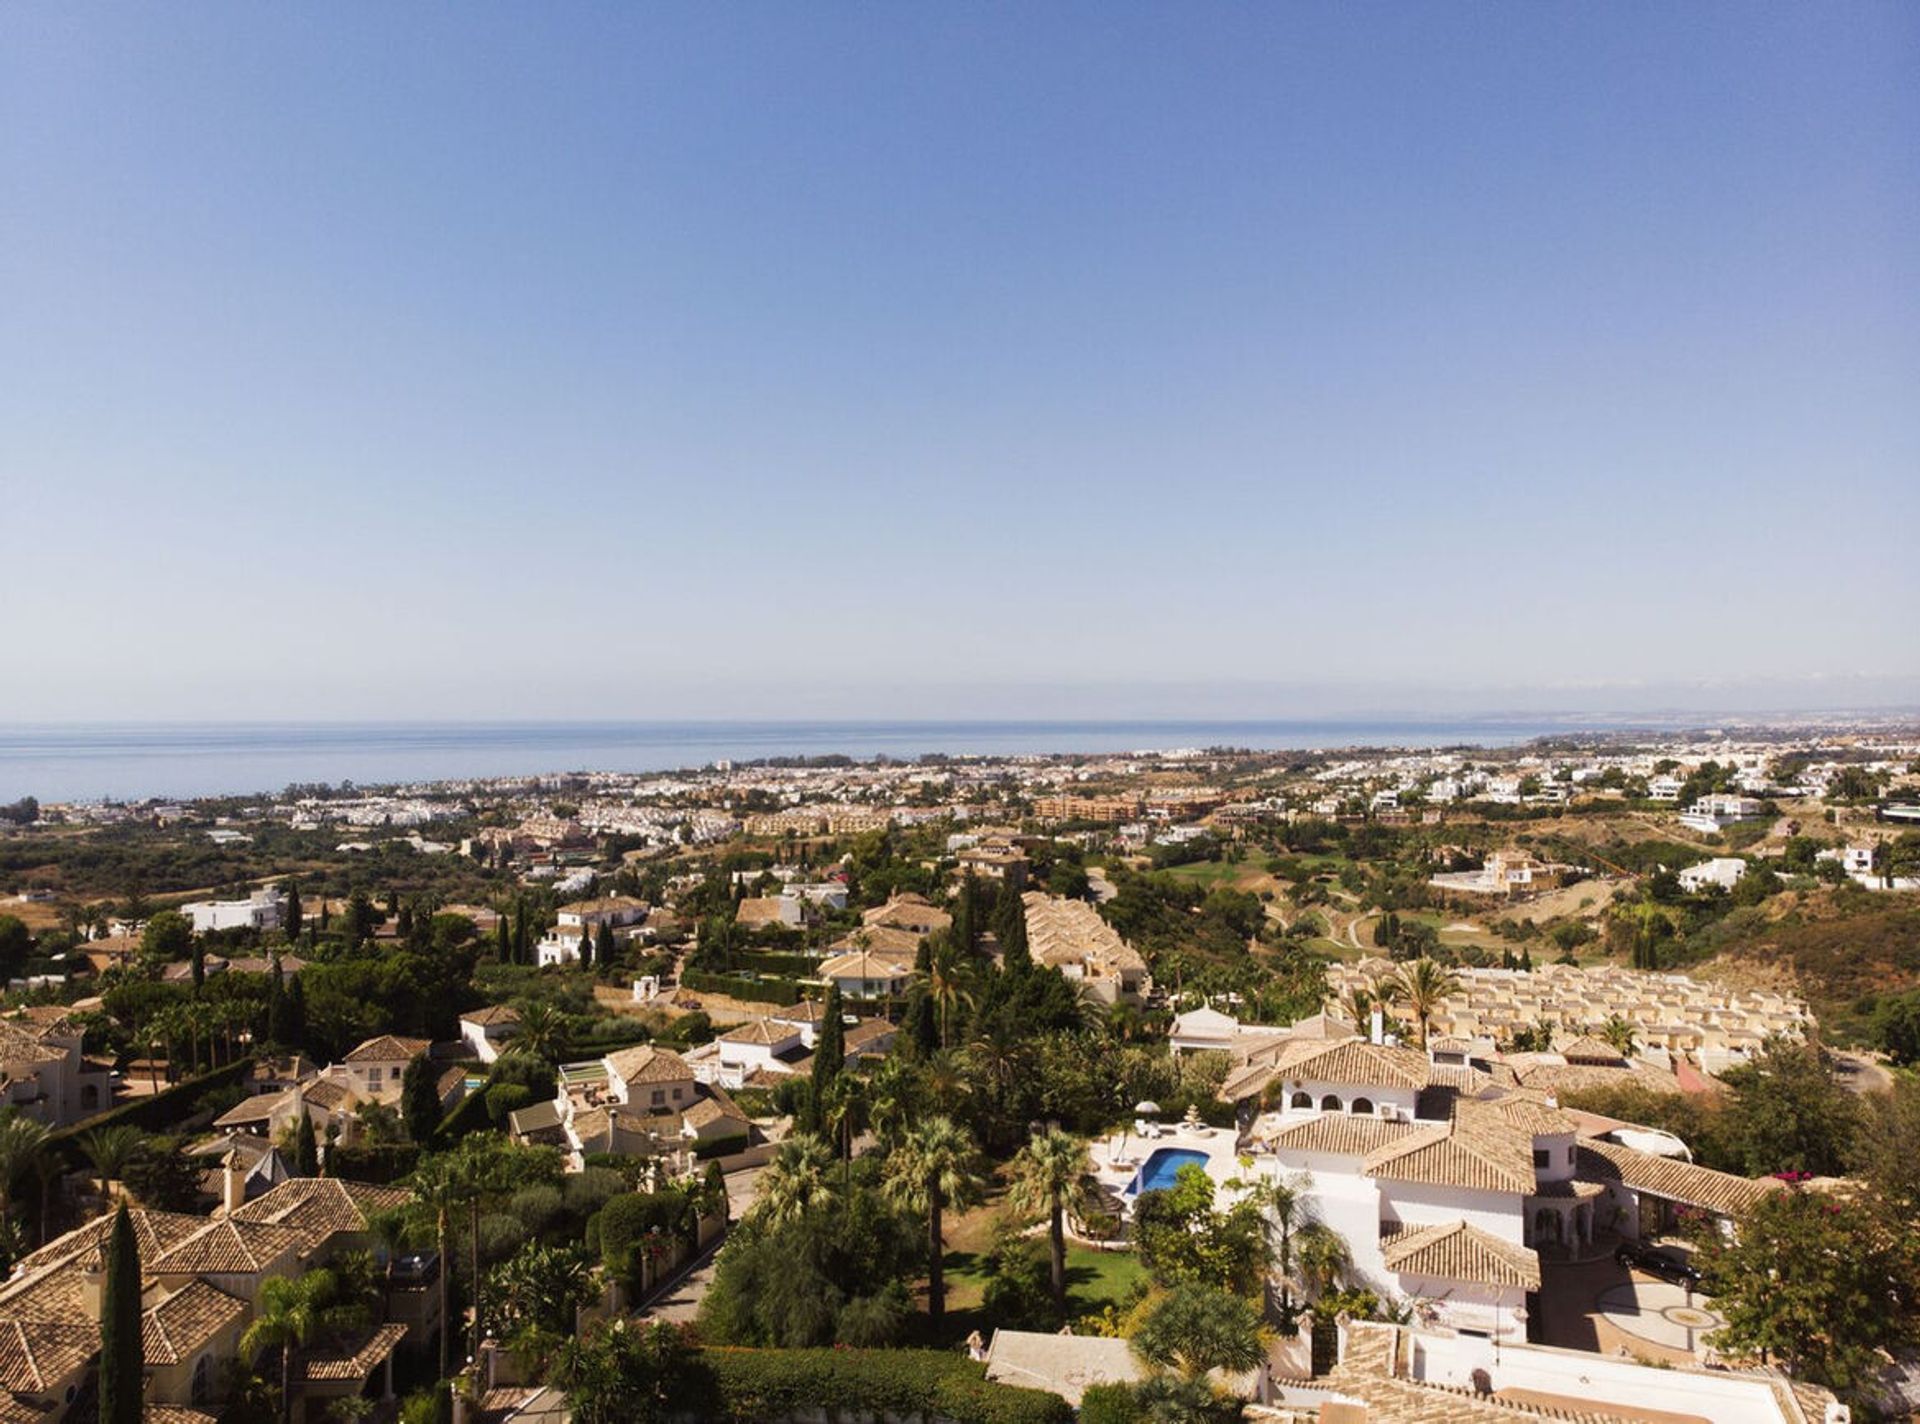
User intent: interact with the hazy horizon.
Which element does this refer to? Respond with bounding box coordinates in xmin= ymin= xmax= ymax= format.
xmin=4 ymin=6 xmax=1915 ymax=722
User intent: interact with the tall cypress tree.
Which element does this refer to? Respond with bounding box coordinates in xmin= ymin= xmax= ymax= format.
xmin=595 ymin=922 xmax=616 ymax=968
xmin=811 ymin=985 xmax=845 ymax=1101
xmin=284 ymin=976 xmax=308 ymax=1051
xmin=577 ymin=926 xmax=592 ymax=968
xmin=292 ymin=1108 xmax=318 ymax=1177
xmin=494 ymin=914 xmax=510 ymax=963
xmin=283 ymin=880 xmax=302 ymax=939
xmin=265 ymin=952 xmax=286 ymax=1044
xmin=401 ymin=1054 xmax=441 ymax=1144
xmin=99 ymin=1203 xmax=142 ymax=1424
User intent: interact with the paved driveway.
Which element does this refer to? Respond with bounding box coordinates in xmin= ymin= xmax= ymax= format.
xmin=1536 ymin=1255 xmax=1718 ymax=1365
xmin=640 ymin=1166 xmax=763 ymax=1324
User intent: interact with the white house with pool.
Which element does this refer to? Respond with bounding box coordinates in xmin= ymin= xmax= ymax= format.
xmin=1219 ymin=1035 xmax=1782 ymax=1341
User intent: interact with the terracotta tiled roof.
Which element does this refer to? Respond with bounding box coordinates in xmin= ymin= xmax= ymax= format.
xmin=604 ymin=1044 xmax=694 ymax=1085
xmin=150 ymin=1218 xmax=309 ymax=1275
xmin=1381 ymin=1220 xmax=1541 ymax=1290
xmin=1466 ymin=1096 xmax=1581 ymax=1137
xmin=829 ymin=925 xmax=923 ymax=958
xmin=0 ymin=1020 xmax=65 ymax=1066
xmin=145 ymin=1408 xmax=221 ymax=1424
xmin=817 ymin=949 xmax=912 ymax=980
xmin=142 ymin=1280 xmax=247 ymax=1364
xmin=461 ymin=1005 xmax=521 ymax=1026
xmin=231 ymin=1178 xmax=411 ymax=1238
xmin=304 ymin=1322 xmax=409 ymax=1381
xmin=1328 ymin=1321 xmax=1618 ymax=1422
xmin=718 ymin=1018 xmax=796 ymax=1046
xmin=683 ymin=1095 xmax=748 ymax=1130
xmin=1266 ymin=1113 xmax=1420 ymax=1158
xmin=343 ymin=1035 xmax=430 ymax=1063
xmin=1365 ymin=1122 xmax=1537 ymax=1196
xmin=0 ymin=1318 xmax=98 ymax=1393
xmin=1576 ymin=1140 xmax=1783 ymax=1218
xmin=1279 ymin=1039 xmax=1432 ymax=1090
xmin=302 ymin=1078 xmax=355 ymax=1112
xmin=11 ymin=1207 xmax=206 ymax=1277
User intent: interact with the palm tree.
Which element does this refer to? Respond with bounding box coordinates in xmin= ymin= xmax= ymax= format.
xmin=754 ymin=1133 xmax=838 ymax=1225
xmin=1130 ymin=1285 xmax=1266 ymax=1381
xmin=1389 ymin=959 xmax=1459 ymax=1048
xmin=241 ymin=1268 xmax=334 ymax=1424
xmin=882 ymin=1115 xmax=985 ymax=1331
xmin=515 ymin=1003 xmax=565 ymax=1064
xmin=1599 ymin=1015 xmax=1638 ymax=1058
xmin=1232 ymin=1170 xmax=1313 ymax=1309
xmin=80 ymin=1125 xmax=147 ymax=1199
xmin=1006 ymin=1127 xmax=1092 ymax=1316
xmin=409 ymin=1155 xmax=463 ymax=1381
xmin=918 ymin=1052 xmax=972 ymax=1117
xmin=817 ymin=1075 xmax=868 ymax=1170
xmin=0 ymin=1112 xmax=52 ymax=1228
xmin=1293 ymin=1223 xmax=1351 ymax=1302
xmin=924 ymin=942 xmax=973 ymax=1050
xmin=865 ymin=1058 xmax=920 ymax=1148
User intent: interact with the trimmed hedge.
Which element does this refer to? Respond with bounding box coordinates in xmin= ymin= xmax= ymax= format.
xmin=732 ymin=952 xmax=822 ymax=979
xmin=328 ymin=1141 xmax=421 ymax=1184
xmin=703 ymin=1348 xmax=1073 ymax=1424
xmin=692 ymin=1132 xmax=750 ymax=1161
xmin=680 ymin=970 xmax=805 ymax=1006
xmin=49 ymin=1055 xmax=258 ymax=1160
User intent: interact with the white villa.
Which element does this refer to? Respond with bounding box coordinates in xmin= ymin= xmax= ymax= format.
xmin=181 ymin=885 xmax=288 ymax=934
xmin=1679 ymin=794 xmax=1766 ymax=833
xmin=1678 ymin=856 xmax=1748 ymax=892
xmin=458 ymin=1005 xmax=521 ymax=1064
xmin=1223 ymin=1034 xmax=1780 ymax=1340
xmin=510 ymin=1043 xmax=750 ymax=1168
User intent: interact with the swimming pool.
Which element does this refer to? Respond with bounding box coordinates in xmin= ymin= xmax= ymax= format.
xmin=1127 ymin=1147 xmax=1210 ymax=1197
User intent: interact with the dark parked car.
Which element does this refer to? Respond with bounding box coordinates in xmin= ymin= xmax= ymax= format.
xmin=1615 ymin=1241 xmax=1702 ymax=1287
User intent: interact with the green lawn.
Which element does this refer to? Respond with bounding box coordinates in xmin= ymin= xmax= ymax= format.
xmin=1159 ymin=859 xmax=1251 ymax=886
xmin=940 ymin=1242 xmax=1147 ymax=1339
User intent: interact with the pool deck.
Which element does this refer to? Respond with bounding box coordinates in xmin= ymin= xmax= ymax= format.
xmin=1091 ymin=1123 xmax=1248 ymax=1210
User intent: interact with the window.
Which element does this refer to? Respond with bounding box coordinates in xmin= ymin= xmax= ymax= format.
xmin=1319 ymin=1094 xmax=1341 ymax=1112
xmin=1290 ymin=1092 xmax=1312 ymax=1109
xmin=1532 ymin=1148 xmax=1549 ymax=1169
xmin=191 ymin=1355 xmax=211 ymax=1404
xmin=651 ymin=1090 xmax=665 ymax=1107
xmin=1566 ymin=1146 xmax=1575 ymax=1166
xmin=368 ymin=1068 xmax=383 ymax=1088
xmin=1350 ymin=1098 xmax=1374 ymax=1115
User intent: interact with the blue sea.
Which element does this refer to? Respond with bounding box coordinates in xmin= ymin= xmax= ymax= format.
xmin=0 ymin=717 xmax=1626 ymax=803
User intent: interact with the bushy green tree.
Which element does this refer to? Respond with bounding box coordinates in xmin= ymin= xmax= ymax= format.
xmin=1697 ymin=1187 xmax=1920 ymax=1396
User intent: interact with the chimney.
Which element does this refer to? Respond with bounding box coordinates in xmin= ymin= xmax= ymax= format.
xmin=79 ymin=1258 xmax=106 ymax=1317
xmin=222 ymin=1149 xmax=248 ymax=1215
xmin=1369 ymin=1006 xmax=1385 ymax=1046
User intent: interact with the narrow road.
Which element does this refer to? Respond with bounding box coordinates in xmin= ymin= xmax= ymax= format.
xmin=639 ymin=1166 xmax=763 ymax=1323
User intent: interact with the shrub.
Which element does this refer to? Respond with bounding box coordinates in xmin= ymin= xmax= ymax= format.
xmin=1079 ymin=1382 xmax=1145 ymax=1424
xmin=701 ymin=1348 xmax=1072 ymax=1424
xmin=564 ymin=1167 xmax=628 ymax=1220
xmin=511 ymin=1183 xmax=566 ymax=1238
xmin=486 ymin=1083 xmax=534 ymax=1124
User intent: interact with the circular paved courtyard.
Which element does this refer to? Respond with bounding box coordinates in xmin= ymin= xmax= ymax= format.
xmin=1594 ymin=1279 xmax=1725 ymax=1353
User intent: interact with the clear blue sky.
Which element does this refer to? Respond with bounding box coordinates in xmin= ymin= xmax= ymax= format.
xmin=3 ymin=4 xmax=1915 ymax=720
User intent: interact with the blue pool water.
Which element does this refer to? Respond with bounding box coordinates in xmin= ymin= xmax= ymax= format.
xmin=1128 ymin=1148 xmax=1210 ymax=1196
